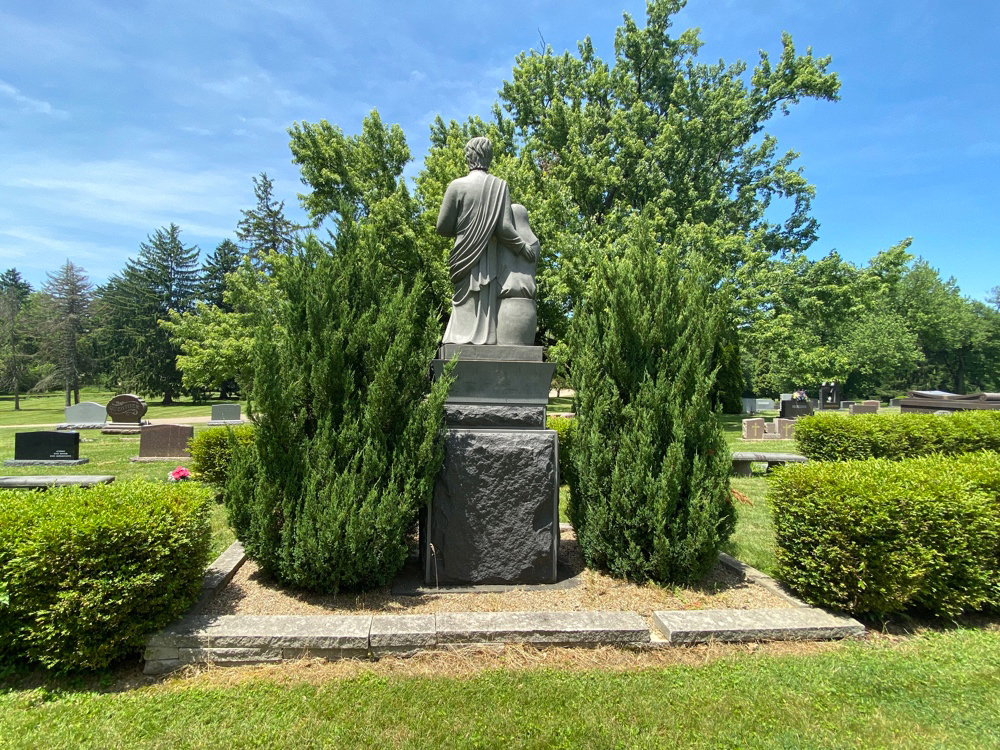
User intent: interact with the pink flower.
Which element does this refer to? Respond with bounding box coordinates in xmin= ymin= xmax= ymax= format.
xmin=168 ymin=466 xmax=191 ymax=481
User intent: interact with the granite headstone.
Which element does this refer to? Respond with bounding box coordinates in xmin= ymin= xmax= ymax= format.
xmin=207 ymin=403 xmax=244 ymax=426
xmin=5 ymin=431 xmax=89 ymax=466
xmin=742 ymin=418 xmax=765 ymax=440
xmin=62 ymin=401 xmax=106 ymax=428
xmin=138 ymin=424 xmax=193 ymax=458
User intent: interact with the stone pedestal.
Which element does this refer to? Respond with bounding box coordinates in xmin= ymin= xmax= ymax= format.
xmin=423 ymin=345 xmax=559 ymax=585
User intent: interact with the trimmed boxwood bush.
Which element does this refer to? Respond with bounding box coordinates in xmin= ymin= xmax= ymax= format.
xmin=0 ymin=480 xmax=212 ymax=671
xmin=794 ymin=410 xmax=1000 ymax=461
xmin=771 ymin=453 xmax=1000 ymax=617
xmin=189 ymin=423 xmax=256 ymax=486
xmin=546 ymin=415 xmax=576 ymax=486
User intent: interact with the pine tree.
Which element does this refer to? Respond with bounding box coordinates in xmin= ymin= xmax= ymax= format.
xmin=569 ymin=220 xmax=735 ymax=584
xmin=37 ymin=260 xmax=94 ymax=406
xmin=0 ymin=269 xmax=33 ymax=410
xmin=236 ymin=173 xmax=299 ymax=263
xmin=96 ymin=224 xmax=200 ymax=404
xmin=200 ymin=239 xmax=241 ymax=311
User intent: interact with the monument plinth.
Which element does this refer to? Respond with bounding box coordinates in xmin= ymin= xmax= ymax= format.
xmin=424 ymin=346 xmax=559 ymax=585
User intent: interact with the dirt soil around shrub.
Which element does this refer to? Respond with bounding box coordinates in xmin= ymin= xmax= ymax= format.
xmin=201 ymin=529 xmax=792 ymax=618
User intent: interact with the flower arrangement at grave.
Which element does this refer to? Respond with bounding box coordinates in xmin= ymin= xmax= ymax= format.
xmin=168 ymin=466 xmax=191 ymax=481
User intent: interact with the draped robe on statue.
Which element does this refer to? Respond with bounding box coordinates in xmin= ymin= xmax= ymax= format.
xmin=437 ymin=170 xmax=530 ymax=345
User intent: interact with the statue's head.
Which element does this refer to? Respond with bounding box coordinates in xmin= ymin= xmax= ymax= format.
xmin=465 ymin=137 xmax=493 ymax=171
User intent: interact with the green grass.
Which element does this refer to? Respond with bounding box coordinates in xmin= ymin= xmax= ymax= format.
xmin=0 ymin=388 xmax=246 ymax=427
xmin=546 ymin=395 xmax=574 ymax=414
xmin=723 ymin=476 xmax=776 ymax=574
xmin=0 ymin=629 xmax=997 ymax=748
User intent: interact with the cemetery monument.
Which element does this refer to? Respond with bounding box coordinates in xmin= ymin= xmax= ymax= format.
xmin=423 ymin=136 xmax=559 ymax=585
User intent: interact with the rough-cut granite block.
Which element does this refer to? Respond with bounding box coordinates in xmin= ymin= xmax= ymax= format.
xmin=143 ymin=646 xmax=180 ymax=661
xmin=652 ymin=608 xmax=864 ymax=644
xmin=178 ymin=647 xmax=282 ymax=664
xmin=146 ymin=615 xmax=372 ymax=650
xmin=202 ymin=542 xmax=247 ymax=591
xmin=142 ymin=659 xmax=182 ymax=675
xmin=426 ymin=430 xmax=558 ymax=584
xmin=370 ymin=615 xmax=437 ymax=654
xmin=436 ymin=611 xmax=650 ymax=645
xmin=444 ymin=404 xmax=547 ymax=429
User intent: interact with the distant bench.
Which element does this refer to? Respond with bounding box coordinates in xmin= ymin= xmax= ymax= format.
xmin=731 ymin=452 xmax=807 ymax=477
xmin=0 ymin=475 xmax=116 ymax=490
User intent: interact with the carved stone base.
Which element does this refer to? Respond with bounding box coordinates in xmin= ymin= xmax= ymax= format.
xmin=424 ymin=429 xmax=559 ymax=585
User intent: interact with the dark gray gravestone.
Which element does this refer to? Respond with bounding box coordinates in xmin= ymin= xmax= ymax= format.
xmin=106 ymin=394 xmax=148 ymax=423
xmin=779 ymin=400 xmax=814 ymax=419
xmin=5 ymin=431 xmax=89 ymax=466
xmin=849 ymin=403 xmax=878 ymax=415
xmin=138 ymin=424 xmax=193 ymax=458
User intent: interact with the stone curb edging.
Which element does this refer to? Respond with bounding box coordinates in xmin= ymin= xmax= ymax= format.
xmin=143 ymin=541 xmax=864 ymax=675
xmin=717 ymin=552 xmax=811 ymax=608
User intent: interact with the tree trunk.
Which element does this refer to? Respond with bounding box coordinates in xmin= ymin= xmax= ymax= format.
xmin=13 ymin=382 xmax=20 ymax=410
xmin=65 ymin=385 xmax=71 ymax=408
xmin=162 ymin=387 xmax=174 ymax=406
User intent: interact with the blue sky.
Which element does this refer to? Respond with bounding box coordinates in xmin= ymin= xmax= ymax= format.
xmin=2 ymin=0 xmax=998 ymax=301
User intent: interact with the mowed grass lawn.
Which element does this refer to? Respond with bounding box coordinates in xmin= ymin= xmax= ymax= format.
xmin=1 ymin=629 xmax=998 ymax=748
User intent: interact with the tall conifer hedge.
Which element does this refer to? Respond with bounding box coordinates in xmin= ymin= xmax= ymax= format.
xmin=224 ymin=231 xmax=449 ymax=593
xmin=568 ymin=223 xmax=735 ymax=584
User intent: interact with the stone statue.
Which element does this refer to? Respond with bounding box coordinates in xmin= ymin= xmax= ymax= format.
xmin=497 ymin=204 xmax=539 ymax=345
xmin=437 ymin=137 xmax=536 ymax=345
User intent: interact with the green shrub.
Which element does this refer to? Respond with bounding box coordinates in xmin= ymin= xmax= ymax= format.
xmin=547 ymin=415 xmax=577 ymax=487
xmin=568 ymin=223 xmax=734 ymax=585
xmin=0 ymin=480 xmax=212 ymax=671
xmin=189 ymin=424 xmax=256 ymax=486
xmin=224 ymin=230 xmax=448 ymax=595
xmin=771 ymin=453 xmax=1000 ymax=617
xmin=794 ymin=410 xmax=1000 ymax=461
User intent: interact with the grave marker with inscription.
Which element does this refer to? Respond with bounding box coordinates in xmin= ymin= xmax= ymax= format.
xmin=5 ymin=431 xmax=89 ymax=466
xmin=133 ymin=424 xmax=194 ymax=461
xmin=103 ymin=394 xmax=148 ymax=434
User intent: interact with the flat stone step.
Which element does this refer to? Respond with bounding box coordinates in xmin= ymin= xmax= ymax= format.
xmin=436 ymin=611 xmax=650 ymax=645
xmin=652 ymin=608 xmax=864 ymax=644
xmin=0 ymin=475 xmax=115 ymax=489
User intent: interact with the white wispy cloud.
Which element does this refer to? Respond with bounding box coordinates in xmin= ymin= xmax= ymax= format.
xmin=0 ymin=79 xmax=68 ymax=118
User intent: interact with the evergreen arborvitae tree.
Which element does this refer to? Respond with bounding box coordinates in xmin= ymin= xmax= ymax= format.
xmin=569 ymin=221 xmax=735 ymax=584
xmin=97 ymin=224 xmax=200 ymax=404
xmin=38 ymin=260 xmax=94 ymax=406
xmin=224 ymin=229 xmax=449 ymax=594
xmin=200 ymin=239 xmax=241 ymax=311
